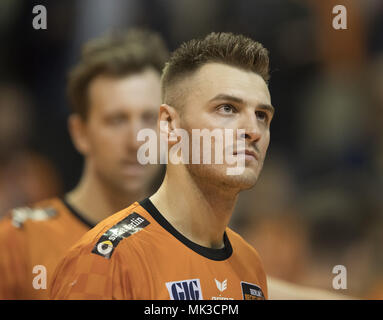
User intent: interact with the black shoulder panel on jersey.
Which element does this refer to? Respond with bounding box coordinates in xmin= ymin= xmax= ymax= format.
xmin=91 ymin=212 xmax=150 ymax=259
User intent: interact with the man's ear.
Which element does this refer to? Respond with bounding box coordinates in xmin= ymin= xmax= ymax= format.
xmin=158 ymin=104 xmax=180 ymax=141
xmin=68 ymin=114 xmax=90 ymax=156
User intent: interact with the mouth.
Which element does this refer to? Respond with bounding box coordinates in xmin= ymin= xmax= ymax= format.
xmin=233 ymin=149 xmax=259 ymax=161
xmin=121 ymin=157 xmax=144 ymax=165
xmin=120 ymin=159 xmax=146 ymax=175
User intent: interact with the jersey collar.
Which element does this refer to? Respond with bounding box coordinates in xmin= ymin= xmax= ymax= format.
xmin=61 ymin=196 xmax=96 ymax=229
xmin=139 ymin=198 xmax=233 ymax=261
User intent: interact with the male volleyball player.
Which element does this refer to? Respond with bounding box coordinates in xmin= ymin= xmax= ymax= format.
xmin=50 ymin=32 xmax=273 ymax=300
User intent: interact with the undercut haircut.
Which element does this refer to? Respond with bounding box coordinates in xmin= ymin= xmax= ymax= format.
xmin=161 ymin=32 xmax=270 ymax=108
xmin=68 ymin=29 xmax=169 ymax=120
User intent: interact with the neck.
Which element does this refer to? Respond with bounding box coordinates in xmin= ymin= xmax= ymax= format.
xmin=150 ymin=165 xmax=238 ymax=249
xmin=66 ymin=163 xmax=143 ymax=226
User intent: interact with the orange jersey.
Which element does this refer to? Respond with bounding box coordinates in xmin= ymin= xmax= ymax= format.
xmin=0 ymin=198 xmax=93 ymax=299
xmin=50 ymin=198 xmax=268 ymax=300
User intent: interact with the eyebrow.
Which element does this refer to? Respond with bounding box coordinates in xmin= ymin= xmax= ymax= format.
xmin=209 ymin=93 xmax=275 ymax=115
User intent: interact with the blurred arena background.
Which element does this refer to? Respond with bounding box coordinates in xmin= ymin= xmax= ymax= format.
xmin=0 ymin=0 xmax=382 ymax=299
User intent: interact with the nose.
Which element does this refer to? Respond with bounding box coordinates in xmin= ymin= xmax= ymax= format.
xmin=239 ymin=112 xmax=261 ymax=144
xmin=127 ymin=118 xmax=143 ymax=151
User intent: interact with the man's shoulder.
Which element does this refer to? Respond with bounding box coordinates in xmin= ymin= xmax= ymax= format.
xmin=68 ymin=201 xmax=152 ymax=260
xmin=0 ymin=197 xmax=70 ymax=267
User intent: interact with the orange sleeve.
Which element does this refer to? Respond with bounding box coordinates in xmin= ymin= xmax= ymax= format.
xmin=0 ymin=217 xmax=30 ymax=299
xmin=50 ymin=244 xmax=132 ymax=300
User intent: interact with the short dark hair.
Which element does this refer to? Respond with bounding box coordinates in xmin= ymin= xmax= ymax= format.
xmin=161 ymin=32 xmax=270 ymax=106
xmin=68 ymin=29 xmax=169 ymax=119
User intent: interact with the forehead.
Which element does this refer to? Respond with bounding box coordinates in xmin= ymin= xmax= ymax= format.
xmin=187 ymin=62 xmax=271 ymax=106
xmin=88 ymin=68 xmax=161 ymax=115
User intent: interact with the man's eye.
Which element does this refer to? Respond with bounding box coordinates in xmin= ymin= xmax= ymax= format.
xmin=217 ymin=104 xmax=237 ymax=115
xmin=256 ymin=111 xmax=268 ymax=122
xmin=142 ymin=112 xmax=157 ymax=125
xmin=107 ymin=115 xmax=125 ymax=125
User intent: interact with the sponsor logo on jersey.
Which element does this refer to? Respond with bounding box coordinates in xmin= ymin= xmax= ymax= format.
xmin=241 ymin=281 xmax=265 ymax=300
xmin=215 ymin=278 xmax=227 ymax=292
xmin=166 ymin=279 xmax=203 ymax=300
xmin=92 ymin=212 xmax=150 ymax=259
xmin=11 ymin=207 xmax=57 ymax=228
xmin=211 ymin=278 xmax=234 ymax=300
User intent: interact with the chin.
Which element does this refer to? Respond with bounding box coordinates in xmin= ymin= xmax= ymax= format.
xmin=220 ymin=169 xmax=258 ymax=190
xmin=188 ymin=164 xmax=259 ymax=191
xmin=121 ymin=180 xmax=146 ymax=195
xmin=104 ymin=177 xmax=144 ymax=198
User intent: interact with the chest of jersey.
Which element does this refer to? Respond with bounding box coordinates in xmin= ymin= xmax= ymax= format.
xmin=124 ymin=232 xmax=265 ymax=300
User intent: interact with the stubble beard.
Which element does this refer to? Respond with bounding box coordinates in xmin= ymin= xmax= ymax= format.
xmin=185 ymin=161 xmax=262 ymax=196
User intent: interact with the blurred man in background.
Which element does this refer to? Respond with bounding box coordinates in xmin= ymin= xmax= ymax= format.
xmin=0 ymin=28 xmax=168 ymax=299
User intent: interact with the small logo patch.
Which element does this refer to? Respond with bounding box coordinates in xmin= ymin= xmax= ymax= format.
xmin=241 ymin=281 xmax=265 ymax=300
xmin=166 ymin=279 xmax=203 ymax=300
xmin=92 ymin=212 xmax=149 ymax=259
xmin=215 ymin=279 xmax=227 ymax=293
xmin=212 ymin=279 xmax=234 ymax=300
xmin=11 ymin=207 xmax=57 ymax=228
